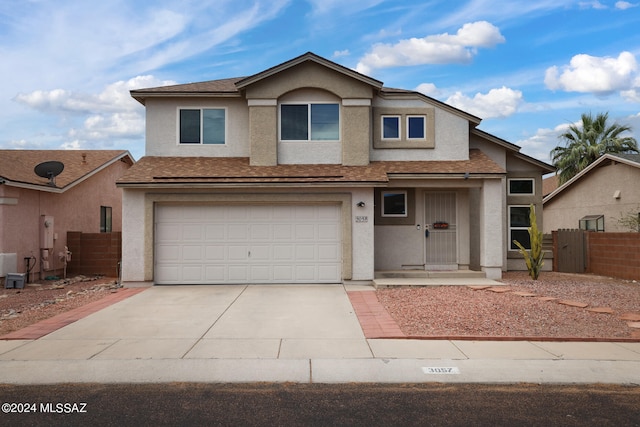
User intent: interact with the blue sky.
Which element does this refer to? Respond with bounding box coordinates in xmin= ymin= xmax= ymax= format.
xmin=1 ymin=0 xmax=639 ymax=163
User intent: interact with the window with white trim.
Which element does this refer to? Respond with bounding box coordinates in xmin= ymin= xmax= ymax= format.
xmin=382 ymin=191 xmax=408 ymax=217
xmin=280 ymin=103 xmax=339 ymax=141
xmin=382 ymin=116 xmax=400 ymax=140
xmin=179 ymin=108 xmax=225 ymax=144
xmin=508 ymin=178 xmax=534 ymax=195
xmin=407 ymin=116 xmax=426 ymax=139
xmin=509 ymin=205 xmax=531 ymax=249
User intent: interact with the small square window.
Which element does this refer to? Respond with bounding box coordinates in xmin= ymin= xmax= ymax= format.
xmin=382 ymin=116 xmax=400 ymax=139
xmin=407 ymin=116 xmax=425 ymax=139
xmin=509 ymin=179 xmax=534 ymax=195
xmin=382 ymin=191 xmax=407 ymax=217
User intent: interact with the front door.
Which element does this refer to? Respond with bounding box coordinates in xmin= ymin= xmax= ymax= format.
xmin=424 ymin=192 xmax=457 ymax=270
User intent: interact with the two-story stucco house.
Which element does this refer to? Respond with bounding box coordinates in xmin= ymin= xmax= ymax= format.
xmin=117 ymin=52 xmax=553 ymax=285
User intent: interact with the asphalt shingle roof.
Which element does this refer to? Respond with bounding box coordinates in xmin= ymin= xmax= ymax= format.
xmin=117 ymin=149 xmax=504 ymax=186
xmin=0 ymin=150 xmax=132 ymax=189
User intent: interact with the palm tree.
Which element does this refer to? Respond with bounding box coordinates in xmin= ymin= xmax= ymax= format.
xmin=550 ymin=112 xmax=638 ymax=184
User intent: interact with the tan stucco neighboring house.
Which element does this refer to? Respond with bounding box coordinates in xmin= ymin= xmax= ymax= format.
xmin=0 ymin=150 xmax=134 ymax=281
xmin=117 ymin=52 xmax=553 ymax=285
xmin=543 ymin=153 xmax=640 ymax=233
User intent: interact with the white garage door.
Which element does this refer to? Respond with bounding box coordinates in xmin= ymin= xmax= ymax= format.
xmin=154 ymin=204 xmax=342 ymax=284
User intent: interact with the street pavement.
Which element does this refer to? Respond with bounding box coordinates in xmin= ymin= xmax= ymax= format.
xmin=0 ymin=283 xmax=639 ymax=385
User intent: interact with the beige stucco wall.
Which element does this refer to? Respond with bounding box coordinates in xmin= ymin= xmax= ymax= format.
xmin=120 ymin=187 xmax=376 ymax=284
xmin=370 ymin=97 xmax=469 ymax=161
xmin=544 ymin=162 xmax=640 ymax=233
xmin=0 ymin=160 xmax=130 ymax=277
xmin=374 ymin=182 xmax=477 ymax=271
xmin=144 ymin=97 xmax=250 ymax=157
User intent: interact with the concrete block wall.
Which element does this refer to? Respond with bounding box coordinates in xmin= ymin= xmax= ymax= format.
xmin=67 ymin=231 xmax=122 ymax=277
xmin=586 ymin=232 xmax=640 ymax=281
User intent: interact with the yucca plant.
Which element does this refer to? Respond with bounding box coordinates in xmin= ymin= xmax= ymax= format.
xmin=513 ymin=204 xmax=544 ymax=280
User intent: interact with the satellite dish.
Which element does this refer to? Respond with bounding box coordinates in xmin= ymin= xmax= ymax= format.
xmin=34 ymin=161 xmax=65 ymax=187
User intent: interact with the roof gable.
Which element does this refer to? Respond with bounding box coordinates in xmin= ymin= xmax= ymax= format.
xmin=0 ymin=150 xmax=134 ymax=192
xmin=235 ymin=52 xmax=383 ymax=90
xmin=544 ymin=153 xmax=640 ymax=203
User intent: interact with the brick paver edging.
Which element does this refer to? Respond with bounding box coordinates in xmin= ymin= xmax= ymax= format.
xmin=347 ymin=291 xmax=405 ymax=338
xmin=0 ymin=288 xmax=146 ymax=340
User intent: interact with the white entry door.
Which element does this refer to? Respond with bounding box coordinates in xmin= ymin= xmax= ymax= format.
xmin=154 ymin=204 xmax=342 ymax=284
xmin=424 ymin=192 xmax=457 ymax=270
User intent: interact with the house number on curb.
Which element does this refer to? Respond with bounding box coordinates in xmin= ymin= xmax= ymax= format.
xmin=355 ymin=216 xmax=368 ymax=223
xmin=422 ymin=367 xmax=460 ymax=375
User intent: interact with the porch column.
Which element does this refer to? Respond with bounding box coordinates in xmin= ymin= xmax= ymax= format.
xmin=479 ymin=178 xmax=504 ymax=279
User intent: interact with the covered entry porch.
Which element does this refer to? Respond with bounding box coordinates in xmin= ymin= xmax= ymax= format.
xmin=373 ymin=177 xmax=504 ymax=280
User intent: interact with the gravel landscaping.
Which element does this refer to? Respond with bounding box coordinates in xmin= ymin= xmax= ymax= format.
xmin=376 ymin=271 xmax=640 ymax=340
xmin=0 ymin=276 xmax=119 ymax=336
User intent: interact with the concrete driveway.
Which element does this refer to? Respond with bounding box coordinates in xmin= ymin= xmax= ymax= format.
xmin=1 ymin=284 xmax=373 ymax=361
xmin=2 ymin=283 xmax=640 ymax=385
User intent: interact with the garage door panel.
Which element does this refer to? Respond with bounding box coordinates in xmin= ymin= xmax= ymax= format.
xmin=318 ymin=224 xmax=339 ymax=240
xmin=205 ymin=246 xmax=225 ymax=261
xmin=228 ymin=225 xmax=248 ymax=240
xmin=318 ymin=244 xmax=339 ymax=261
xmin=228 ymin=265 xmax=248 ymax=281
xmin=205 ymin=225 xmax=225 ymax=240
xmin=250 ymin=224 xmax=271 ymax=240
xmin=228 ymin=246 xmax=248 ymax=260
xmin=182 ymin=265 xmax=203 ymax=282
xmin=156 ymin=245 xmax=180 ymax=262
xmin=295 ymin=224 xmax=315 ymax=240
xmin=182 ymin=245 xmax=203 ymax=261
xmin=273 ymin=245 xmax=293 ymax=261
xmin=155 ymin=204 xmax=341 ymax=284
xmin=273 ymin=224 xmax=293 ymax=239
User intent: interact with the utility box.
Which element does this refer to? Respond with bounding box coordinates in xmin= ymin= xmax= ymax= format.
xmin=5 ymin=273 xmax=26 ymax=289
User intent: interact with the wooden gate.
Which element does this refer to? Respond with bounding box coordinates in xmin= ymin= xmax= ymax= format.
xmin=555 ymin=229 xmax=586 ymax=273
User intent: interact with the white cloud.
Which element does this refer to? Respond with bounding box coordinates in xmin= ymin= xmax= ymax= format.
xmin=579 ymin=1 xmax=607 ymax=9
xmin=545 ymin=51 xmax=639 ymax=95
xmin=14 ymin=76 xmax=174 ymax=114
xmin=445 ymin=87 xmax=523 ymax=119
xmin=514 ymin=122 xmax=571 ymax=163
xmin=333 ymin=50 xmax=350 ymax=58
xmin=415 ymin=83 xmax=441 ymax=98
xmin=356 ymin=21 xmax=505 ymax=75
xmin=615 ymin=1 xmax=637 ymax=9
xmin=13 ymin=76 xmax=174 ymax=149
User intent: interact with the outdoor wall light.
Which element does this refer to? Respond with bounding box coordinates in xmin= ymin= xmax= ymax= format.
xmin=356 ymin=201 xmax=366 ymax=207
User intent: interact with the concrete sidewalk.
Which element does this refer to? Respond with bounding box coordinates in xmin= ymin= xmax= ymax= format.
xmin=0 ymin=284 xmax=639 ymax=385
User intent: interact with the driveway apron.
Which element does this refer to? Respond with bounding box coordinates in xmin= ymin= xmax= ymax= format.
xmin=2 ymin=284 xmax=371 ymax=361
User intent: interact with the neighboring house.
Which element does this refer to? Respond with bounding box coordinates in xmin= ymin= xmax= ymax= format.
xmin=0 ymin=150 xmax=134 ymax=281
xmin=117 ymin=52 xmax=553 ymax=285
xmin=543 ymin=153 xmax=640 ymax=233
xmin=542 ymin=174 xmax=558 ymax=198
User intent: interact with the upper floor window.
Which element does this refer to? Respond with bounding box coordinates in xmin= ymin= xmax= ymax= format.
xmin=382 ymin=116 xmax=400 ymax=140
xmin=280 ymin=103 xmax=339 ymax=141
xmin=508 ymin=178 xmax=534 ymax=195
xmin=407 ymin=116 xmax=425 ymax=139
xmin=179 ymin=108 xmax=225 ymax=144
xmin=381 ymin=115 xmax=426 ymax=140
